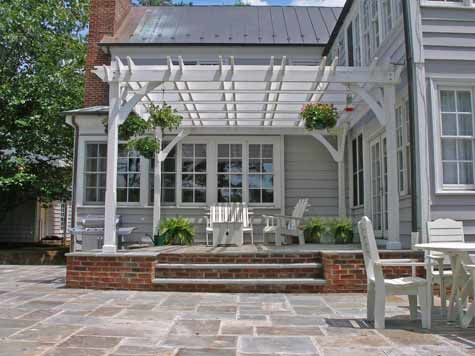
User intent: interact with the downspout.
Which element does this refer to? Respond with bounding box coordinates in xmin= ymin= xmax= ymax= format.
xmin=402 ymin=0 xmax=419 ymax=234
xmin=70 ymin=115 xmax=79 ymax=252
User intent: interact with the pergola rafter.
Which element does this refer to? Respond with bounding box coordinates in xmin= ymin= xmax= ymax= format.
xmin=95 ymin=56 xmax=403 ymax=253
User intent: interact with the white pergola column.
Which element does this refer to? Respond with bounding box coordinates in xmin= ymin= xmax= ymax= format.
xmin=103 ymin=82 xmax=121 ymax=253
xmin=384 ymin=84 xmax=401 ymax=250
xmin=153 ymin=128 xmax=163 ymax=236
xmin=337 ymin=160 xmax=346 ymax=217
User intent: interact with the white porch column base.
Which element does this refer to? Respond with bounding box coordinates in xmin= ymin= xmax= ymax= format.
xmin=386 ymin=240 xmax=402 ymax=250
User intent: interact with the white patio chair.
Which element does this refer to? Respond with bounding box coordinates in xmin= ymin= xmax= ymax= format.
xmin=205 ymin=203 xmax=253 ymax=246
xmin=460 ymin=261 xmax=475 ymax=328
xmin=427 ymin=218 xmax=467 ymax=310
xmin=262 ymin=198 xmax=309 ymax=246
xmin=358 ymin=216 xmax=431 ymax=329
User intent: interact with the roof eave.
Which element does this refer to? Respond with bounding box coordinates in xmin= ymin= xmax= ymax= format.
xmin=99 ymin=42 xmax=328 ymax=48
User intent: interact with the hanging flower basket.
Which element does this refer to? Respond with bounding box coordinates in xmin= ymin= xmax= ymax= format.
xmin=127 ymin=136 xmax=161 ymax=160
xmin=300 ymin=103 xmax=338 ymax=130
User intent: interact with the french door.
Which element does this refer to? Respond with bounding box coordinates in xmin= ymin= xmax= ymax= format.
xmin=370 ymin=135 xmax=388 ymax=238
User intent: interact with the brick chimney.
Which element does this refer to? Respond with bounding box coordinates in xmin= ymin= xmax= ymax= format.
xmin=84 ymin=0 xmax=131 ymax=107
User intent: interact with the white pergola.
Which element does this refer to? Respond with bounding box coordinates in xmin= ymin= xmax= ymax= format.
xmin=93 ymin=56 xmax=403 ymax=253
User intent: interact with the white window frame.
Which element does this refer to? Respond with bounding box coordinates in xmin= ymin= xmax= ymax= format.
xmin=396 ymin=99 xmax=411 ymax=196
xmin=432 ymin=82 xmax=475 ymax=194
xmin=351 ymin=132 xmax=365 ymax=208
xmin=179 ymin=142 xmax=209 ymax=206
xmin=83 ymin=141 xmax=107 ymax=205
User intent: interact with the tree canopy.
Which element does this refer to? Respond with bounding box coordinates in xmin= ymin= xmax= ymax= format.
xmin=0 ymin=0 xmax=89 ymax=220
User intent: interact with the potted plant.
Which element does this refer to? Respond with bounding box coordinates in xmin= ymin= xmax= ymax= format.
xmin=328 ymin=217 xmax=354 ymax=244
xmin=158 ymin=217 xmax=194 ymax=245
xmin=300 ymin=103 xmax=338 ymax=130
xmin=303 ymin=218 xmax=324 ymax=244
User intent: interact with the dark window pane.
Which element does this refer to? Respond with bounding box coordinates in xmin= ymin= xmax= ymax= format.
xmin=182 ymin=189 xmax=194 ymax=203
xmin=162 ymin=189 xmax=175 ymax=203
xmin=86 ymin=174 xmax=97 ymax=187
xmin=117 ymin=174 xmax=127 ymax=188
xmin=182 ymin=174 xmax=193 ymax=188
xmin=249 ymin=144 xmax=260 ymax=158
xmin=230 ymin=189 xmax=242 ymax=202
xmin=262 ymin=144 xmax=273 ymax=158
xmin=98 ymin=144 xmax=107 ymax=157
xmin=249 ymin=189 xmax=261 ymax=203
xmin=249 ymin=159 xmax=261 ymax=173
xmin=359 ymin=171 xmax=364 ymax=204
xmin=87 ymin=144 xmax=98 ymax=157
xmin=353 ymin=174 xmax=358 ymax=206
xmin=218 ymin=174 xmax=229 ymax=188
xmin=195 ymin=174 xmax=206 ymax=188
xmin=129 ymin=158 xmax=140 ymax=172
xmin=117 ymin=189 xmax=127 ymax=202
xmin=230 ymin=160 xmax=242 ymax=172
xmin=218 ymin=189 xmax=230 ymax=203
xmin=128 ymin=189 xmax=140 ymax=202
xmin=162 ymin=174 xmax=175 ymax=188
xmin=195 ymin=144 xmax=207 ymax=157
xmin=231 ymin=144 xmax=242 ymax=158
xmin=352 ymin=139 xmax=357 ymax=173
xmin=182 ymin=159 xmax=194 ymax=172
xmin=358 ymin=135 xmax=363 ymax=169
xmin=262 ymin=175 xmax=273 ymax=189
xmin=262 ymin=189 xmax=273 ymax=203
xmin=195 ymin=159 xmax=207 ymax=172
xmin=218 ymin=159 xmax=230 ymax=172
xmin=99 ymin=158 xmax=107 ymax=172
xmin=86 ymin=189 xmax=97 ymax=202
xmin=86 ymin=159 xmax=97 ymax=172
xmin=117 ymin=158 xmax=128 ymax=172
xmin=163 ymin=158 xmax=175 ymax=172
xmin=182 ymin=144 xmax=194 ymax=158
xmin=98 ymin=189 xmax=106 ymax=202
xmin=128 ymin=174 xmax=140 ymax=188
xmin=218 ymin=144 xmax=229 ymax=157
xmin=99 ymin=174 xmax=106 ymax=187
xmin=195 ymin=189 xmax=206 ymax=203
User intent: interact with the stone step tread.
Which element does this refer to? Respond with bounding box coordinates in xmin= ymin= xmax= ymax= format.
xmin=155 ymin=263 xmax=322 ymax=270
xmin=152 ymin=278 xmax=326 ymax=286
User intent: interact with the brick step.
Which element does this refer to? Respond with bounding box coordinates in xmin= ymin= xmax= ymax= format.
xmin=151 ymin=277 xmax=326 ymax=293
xmin=155 ymin=263 xmax=322 ymax=279
xmin=157 ymin=253 xmax=322 ymax=265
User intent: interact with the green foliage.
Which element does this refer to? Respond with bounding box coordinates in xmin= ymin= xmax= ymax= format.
xmin=148 ymin=103 xmax=183 ymax=132
xmin=328 ymin=217 xmax=354 ymax=244
xmin=127 ymin=136 xmax=161 ymax=160
xmin=300 ymin=103 xmax=338 ymax=130
xmin=303 ymin=218 xmax=324 ymax=243
xmin=159 ymin=217 xmax=194 ymax=245
xmin=0 ymin=0 xmax=89 ymax=221
xmin=119 ymin=114 xmax=150 ymax=140
xmin=234 ymin=0 xmax=251 ymax=5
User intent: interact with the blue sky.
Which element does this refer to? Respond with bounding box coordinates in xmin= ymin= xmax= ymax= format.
xmin=176 ymin=0 xmax=346 ymax=6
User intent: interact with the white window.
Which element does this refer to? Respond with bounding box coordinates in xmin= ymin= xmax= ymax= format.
xmin=248 ymin=144 xmax=274 ymax=204
xmin=217 ymin=144 xmax=243 ymax=203
xmin=352 ymin=134 xmax=364 ymax=207
xmin=438 ymin=89 xmax=475 ymax=188
xmin=181 ymin=143 xmax=207 ymax=203
xmin=370 ymin=0 xmax=380 ymax=52
xmin=117 ymin=145 xmax=141 ymax=203
xmin=353 ymin=14 xmax=362 ymax=67
xmin=361 ymin=0 xmax=372 ymax=65
xmin=382 ymin=0 xmax=393 ymax=37
xmin=149 ymin=142 xmax=177 ymax=205
xmin=396 ymin=100 xmax=411 ymax=195
xmin=84 ymin=143 xmax=107 ymax=204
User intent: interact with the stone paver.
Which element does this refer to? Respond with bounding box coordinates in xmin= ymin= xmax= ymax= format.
xmin=0 ymin=265 xmax=474 ymax=355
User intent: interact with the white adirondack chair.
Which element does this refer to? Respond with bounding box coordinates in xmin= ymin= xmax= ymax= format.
xmin=358 ymin=216 xmax=431 ymax=329
xmin=426 ymin=219 xmax=467 ymax=310
xmin=262 ymin=199 xmax=309 ymax=246
xmin=205 ymin=203 xmax=254 ymax=246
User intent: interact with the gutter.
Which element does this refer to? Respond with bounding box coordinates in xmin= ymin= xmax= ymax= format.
xmin=402 ymin=0 xmax=419 ymax=233
xmin=70 ymin=116 xmax=79 ymax=252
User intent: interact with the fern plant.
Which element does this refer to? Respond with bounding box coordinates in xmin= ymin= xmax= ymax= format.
xmin=303 ymin=218 xmax=324 ymax=243
xmin=159 ymin=217 xmax=194 ymax=245
xmin=328 ymin=217 xmax=354 ymax=244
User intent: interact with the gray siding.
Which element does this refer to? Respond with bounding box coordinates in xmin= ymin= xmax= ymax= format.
xmin=422 ymin=6 xmax=475 ymax=241
xmin=284 ymin=135 xmax=338 ymax=218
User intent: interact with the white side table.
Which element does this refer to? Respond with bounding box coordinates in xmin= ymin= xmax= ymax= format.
xmin=213 ymin=222 xmax=243 ymax=246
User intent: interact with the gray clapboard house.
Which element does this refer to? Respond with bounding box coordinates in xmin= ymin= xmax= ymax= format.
xmin=64 ymin=0 xmax=475 ymax=252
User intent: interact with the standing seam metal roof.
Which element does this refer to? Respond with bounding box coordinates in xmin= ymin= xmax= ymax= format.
xmin=101 ymin=6 xmax=342 ymax=46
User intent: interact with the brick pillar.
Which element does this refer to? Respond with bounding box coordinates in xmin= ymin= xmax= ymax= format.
xmin=84 ymin=0 xmax=131 ymax=107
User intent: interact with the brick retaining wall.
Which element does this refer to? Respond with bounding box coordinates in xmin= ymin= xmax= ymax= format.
xmin=321 ymin=251 xmax=425 ymax=293
xmin=66 ymin=254 xmax=157 ymax=290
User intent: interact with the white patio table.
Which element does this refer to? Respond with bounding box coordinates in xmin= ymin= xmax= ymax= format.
xmin=415 ymin=242 xmax=475 ymax=326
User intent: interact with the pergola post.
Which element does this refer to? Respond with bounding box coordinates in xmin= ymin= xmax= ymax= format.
xmin=384 ymin=84 xmax=401 ymax=250
xmin=153 ymin=128 xmax=163 ymax=236
xmin=337 ymin=160 xmax=346 ymax=217
xmin=103 ymin=82 xmax=121 ymax=253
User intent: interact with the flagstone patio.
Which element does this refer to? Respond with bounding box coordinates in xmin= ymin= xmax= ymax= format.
xmin=0 ymin=265 xmax=474 ymax=356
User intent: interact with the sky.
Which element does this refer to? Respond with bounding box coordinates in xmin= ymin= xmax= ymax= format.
xmin=176 ymin=0 xmax=346 ymax=6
